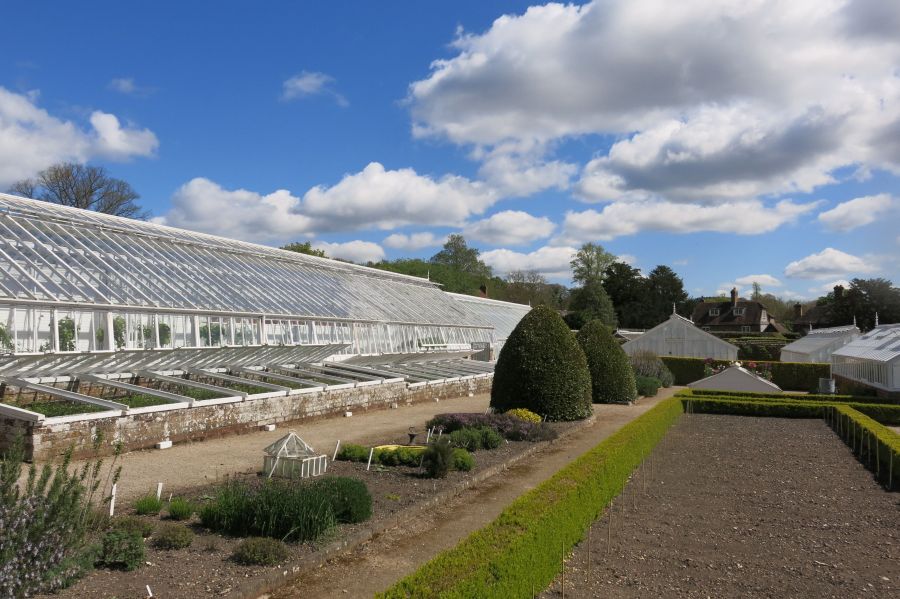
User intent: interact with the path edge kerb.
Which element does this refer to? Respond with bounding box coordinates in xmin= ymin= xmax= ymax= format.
xmin=227 ymin=412 xmax=601 ymax=599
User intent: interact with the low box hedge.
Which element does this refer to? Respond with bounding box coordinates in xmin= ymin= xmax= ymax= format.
xmin=681 ymin=388 xmax=900 ymax=407
xmin=828 ymin=405 xmax=900 ymax=490
xmin=659 ymin=356 xmax=830 ymax=390
xmin=377 ymin=397 xmax=683 ymax=598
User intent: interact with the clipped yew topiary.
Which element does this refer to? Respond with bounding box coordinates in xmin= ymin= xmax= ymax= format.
xmin=491 ymin=305 xmax=592 ymax=421
xmin=576 ymin=320 xmax=638 ymax=404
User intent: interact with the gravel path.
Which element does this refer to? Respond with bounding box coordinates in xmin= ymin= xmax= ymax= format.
xmin=541 ymin=414 xmax=900 ymax=598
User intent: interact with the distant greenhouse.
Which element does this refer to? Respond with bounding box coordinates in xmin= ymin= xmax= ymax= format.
xmin=622 ymin=314 xmax=738 ymax=360
xmin=780 ymin=325 xmax=859 ymax=364
xmin=447 ymin=293 xmax=531 ymax=358
xmin=831 ymin=323 xmax=900 ymax=394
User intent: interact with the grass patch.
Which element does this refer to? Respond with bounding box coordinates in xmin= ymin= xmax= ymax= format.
xmin=9 ymin=400 xmax=106 ymax=417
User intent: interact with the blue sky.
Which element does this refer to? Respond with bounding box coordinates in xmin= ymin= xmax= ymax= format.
xmin=1 ymin=1 xmax=898 ymax=300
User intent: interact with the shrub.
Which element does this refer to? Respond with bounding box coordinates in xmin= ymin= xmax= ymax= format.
xmin=336 ymin=444 xmax=370 ymax=462
xmin=660 ymin=357 xmax=706 ymax=385
xmin=0 ymin=434 xmax=122 ymax=596
xmin=576 ymin=320 xmax=638 ymax=404
xmin=479 ymin=427 xmax=503 ymax=450
xmin=372 ymin=446 xmax=424 ymax=467
xmin=200 ymin=480 xmax=337 ymax=542
xmin=659 ymin=356 xmax=830 ymax=390
xmin=98 ymin=530 xmax=144 ymax=571
xmin=153 ymin=523 xmax=194 ymax=550
xmin=635 ymin=376 xmax=660 ymax=397
xmin=309 ymin=477 xmax=372 ymax=524
xmin=452 ymin=449 xmax=474 ymax=472
xmin=134 ymin=494 xmax=163 ymax=515
xmin=422 ymin=440 xmax=453 ymax=478
xmin=448 ymin=428 xmax=483 ymax=452
xmin=490 ymin=305 xmax=592 ymax=422
xmin=504 ymin=408 xmax=541 ymax=423
xmin=111 ymin=516 xmax=155 ymax=538
xmin=428 ymin=413 xmax=536 ymax=441
xmin=630 ymin=350 xmax=674 ymax=388
xmin=166 ymin=497 xmax=194 ymax=521
xmin=233 ymin=537 xmax=289 ymax=566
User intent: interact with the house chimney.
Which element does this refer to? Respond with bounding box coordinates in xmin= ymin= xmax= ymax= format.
xmin=479 ymin=284 xmax=487 ymax=298
xmin=730 ymin=287 xmax=738 ymax=307
xmin=834 ymin=285 xmax=844 ymax=300
xmin=793 ymin=303 xmax=802 ymax=319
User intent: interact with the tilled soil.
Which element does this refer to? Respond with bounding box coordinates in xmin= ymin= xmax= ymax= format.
xmin=541 ymin=415 xmax=900 ymax=599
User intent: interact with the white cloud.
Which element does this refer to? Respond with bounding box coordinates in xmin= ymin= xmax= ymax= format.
xmin=108 ymin=78 xmax=137 ymax=94
xmin=383 ymin=232 xmax=447 ymax=251
xmin=784 ymin=248 xmax=879 ymax=279
xmin=158 ymin=178 xmax=314 ymax=244
xmin=410 ymin=1 xmax=900 ymax=203
xmin=0 ymin=87 xmax=158 ymax=186
xmin=807 ymin=279 xmax=851 ymax=295
xmin=313 ymin=240 xmax=385 ymax=264
xmin=282 ymin=71 xmax=348 ymax=107
xmin=616 ymin=254 xmax=637 ymax=266
xmin=734 ymin=274 xmax=782 ymax=288
xmin=557 ymin=199 xmax=819 ymax=243
xmin=480 ymin=245 xmax=577 ymax=278
xmin=463 ymin=210 xmax=554 ymax=246
xmin=302 ymin=162 xmax=497 ymax=231
xmin=817 ymin=193 xmax=896 ymax=232
xmin=89 ymin=111 xmax=158 ymax=160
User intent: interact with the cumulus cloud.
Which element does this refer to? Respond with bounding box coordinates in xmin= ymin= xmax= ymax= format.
xmin=159 ymin=163 xmax=498 ymax=244
xmin=734 ymin=274 xmax=782 ymax=288
xmin=282 ymin=71 xmax=348 ymax=106
xmin=0 ymin=87 xmax=158 ymax=186
xmin=784 ymin=248 xmax=879 ymax=279
xmin=410 ymin=1 xmax=900 ymax=203
xmin=557 ymin=199 xmax=819 ymax=244
xmin=383 ymin=232 xmax=447 ymax=250
xmin=817 ymin=193 xmax=896 ymax=232
xmin=158 ymin=178 xmax=314 ymax=244
xmin=313 ymin=240 xmax=385 ymax=264
xmin=463 ymin=210 xmax=555 ymax=246
xmin=480 ymin=245 xmax=577 ymax=278
xmin=302 ymin=162 xmax=497 ymax=231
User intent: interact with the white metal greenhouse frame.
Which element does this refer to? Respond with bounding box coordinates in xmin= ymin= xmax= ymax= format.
xmin=831 ymin=323 xmax=900 ymax=392
xmin=780 ymin=325 xmax=860 ymax=364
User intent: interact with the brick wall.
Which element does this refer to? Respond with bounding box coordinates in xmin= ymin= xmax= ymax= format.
xmin=5 ymin=376 xmax=492 ymax=461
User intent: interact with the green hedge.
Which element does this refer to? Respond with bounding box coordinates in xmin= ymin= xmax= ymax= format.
xmin=377 ymin=398 xmax=683 ymax=598
xmin=681 ymin=388 xmax=899 ymax=406
xmin=829 ymin=405 xmax=900 ymax=490
xmin=659 ymin=356 xmax=830 ymax=390
xmin=677 ymin=392 xmax=900 ymax=425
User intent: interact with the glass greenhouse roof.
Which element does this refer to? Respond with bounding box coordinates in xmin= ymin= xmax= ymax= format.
xmin=447 ymin=293 xmax=531 ymax=342
xmin=0 ymin=193 xmax=490 ymax=329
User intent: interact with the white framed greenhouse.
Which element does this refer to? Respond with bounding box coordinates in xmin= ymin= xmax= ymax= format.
xmin=447 ymin=293 xmax=531 ymax=358
xmin=780 ymin=325 xmax=859 ymax=363
xmin=622 ymin=314 xmax=738 ymax=360
xmin=831 ymin=323 xmax=900 ymax=393
xmin=0 ymin=193 xmax=501 ymax=384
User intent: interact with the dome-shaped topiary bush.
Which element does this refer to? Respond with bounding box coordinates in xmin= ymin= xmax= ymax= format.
xmin=576 ymin=320 xmax=638 ymax=404
xmin=490 ymin=305 xmax=592 ymax=421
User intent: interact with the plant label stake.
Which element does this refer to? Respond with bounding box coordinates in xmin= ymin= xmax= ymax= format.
xmin=146 ymin=585 xmax=153 ymax=598
xmin=607 ymin=507 xmax=612 ymax=555
xmin=109 ymin=483 xmax=117 ymax=517
xmin=155 ymin=482 xmax=163 ymax=500
xmin=587 ymin=525 xmax=592 ymax=584
xmin=332 ymin=439 xmax=341 ymax=461
xmin=366 ymin=447 xmax=375 ymax=471
xmin=561 ymin=542 xmax=565 ymax=599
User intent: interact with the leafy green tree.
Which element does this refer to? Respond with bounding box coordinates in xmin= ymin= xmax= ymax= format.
xmin=827 ymin=278 xmax=900 ymax=330
xmin=576 ymin=320 xmax=637 ymax=404
xmin=281 ymin=241 xmax=326 ymax=258
xmin=491 ymin=306 xmax=592 ymax=421
xmin=504 ymin=270 xmax=565 ymax=308
xmin=567 ymin=281 xmax=617 ymax=329
xmin=602 ymin=262 xmax=650 ymax=328
xmin=645 ymin=265 xmax=688 ymax=326
xmin=570 ymin=242 xmax=617 ymax=287
xmin=10 ymin=163 xmax=147 ymax=218
xmin=430 ymin=234 xmax=492 ymax=279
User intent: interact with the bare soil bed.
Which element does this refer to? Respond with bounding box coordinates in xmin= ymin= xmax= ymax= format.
xmin=541 ymin=415 xmax=899 ymax=598
xmin=42 ymin=426 xmax=572 ymax=599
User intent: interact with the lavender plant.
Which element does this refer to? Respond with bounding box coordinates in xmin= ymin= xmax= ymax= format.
xmin=0 ymin=433 xmax=122 ymax=597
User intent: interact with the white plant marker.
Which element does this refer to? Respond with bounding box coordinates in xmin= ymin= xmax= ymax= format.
xmin=108 ymin=483 xmax=117 ymax=517
xmin=332 ymin=439 xmax=341 ymax=460
xmin=146 ymin=584 xmax=153 ymax=597
xmin=155 ymin=482 xmax=163 ymax=501
xmin=366 ymin=447 xmax=375 ymax=471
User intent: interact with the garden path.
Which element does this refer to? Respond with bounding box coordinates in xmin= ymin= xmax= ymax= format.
xmin=272 ymin=388 xmax=680 ymax=599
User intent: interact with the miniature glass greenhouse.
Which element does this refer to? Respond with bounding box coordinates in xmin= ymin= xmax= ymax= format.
xmin=263 ymin=431 xmax=328 ymax=479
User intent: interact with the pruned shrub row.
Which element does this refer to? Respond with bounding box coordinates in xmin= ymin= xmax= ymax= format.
xmin=377 ymin=397 xmax=683 ymax=598
xmin=199 ymin=476 xmax=371 ymax=541
xmin=683 ymin=388 xmax=899 ymax=406
xmin=660 ymin=356 xmax=831 ymax=390
xmin=828 ymin=405 xmax=900 ymax=490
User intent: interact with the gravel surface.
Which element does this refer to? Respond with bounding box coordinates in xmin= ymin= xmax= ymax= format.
xmin=542 ymin=415 xmax=900 ymax=599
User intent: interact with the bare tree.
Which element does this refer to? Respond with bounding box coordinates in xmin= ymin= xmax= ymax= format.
xmin=9 ymin=163 xmax=148 ymax=219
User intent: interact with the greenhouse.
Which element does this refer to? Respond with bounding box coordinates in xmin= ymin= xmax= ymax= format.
xmin=621 ymin=314 xmax=738 ymax=360
xmin=831 ymin=323 xmax=900 ymax=393
xmin=780 ymin=325 xmax=859 ymax=363
xmin=447 ymin=293 xmax=531 ymax=357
